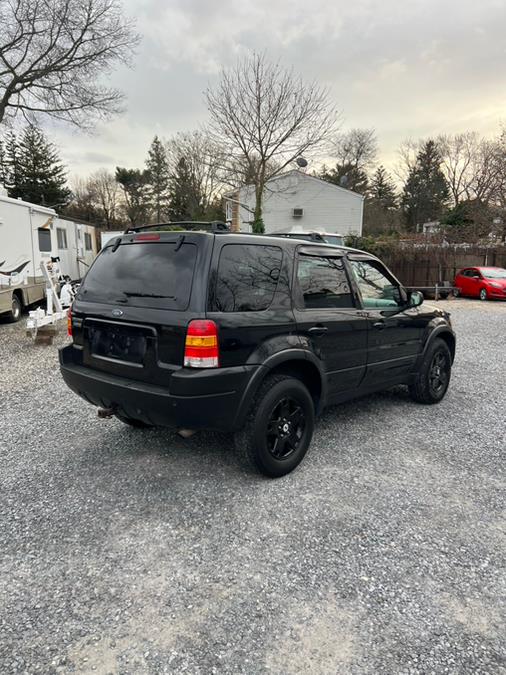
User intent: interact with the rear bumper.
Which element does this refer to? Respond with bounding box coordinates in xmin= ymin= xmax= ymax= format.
xmin=59 ymin=345 xmax=257 ymax=432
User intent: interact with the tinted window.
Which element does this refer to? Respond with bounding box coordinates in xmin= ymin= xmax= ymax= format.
xmin=38 ymin=228 xmax=51 ymax=252
xmin=297 ymin=255 xmax=353 ymax=309
xmin=213 ymin=244 xmax=283 ymax=312
xmin=78 ymin=242 xmax=197 ymax=310
xmin=350 ymin=259 xmax=400 ymax=308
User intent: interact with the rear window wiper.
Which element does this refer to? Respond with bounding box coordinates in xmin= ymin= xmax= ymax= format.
xmin=123 ymin=292 xmax=176 ymax=299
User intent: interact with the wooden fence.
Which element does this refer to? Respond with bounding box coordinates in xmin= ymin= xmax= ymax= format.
xmin=379 ymin=245 xmax=506 ymax=286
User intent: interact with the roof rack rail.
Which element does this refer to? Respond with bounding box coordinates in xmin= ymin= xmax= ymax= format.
xmin=124 ymin=221 xmax=230 ymax=234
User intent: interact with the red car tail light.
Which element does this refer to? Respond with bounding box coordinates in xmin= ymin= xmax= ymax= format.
xmin=184 ymin=320 xmax=219 ymax=368
xmin=134 ymin=233 xmax=160 ymax=241
xmin=67 ymin=308 xmax=72 ymax=337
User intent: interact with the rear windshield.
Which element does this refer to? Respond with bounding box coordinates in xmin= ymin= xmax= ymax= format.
xmin=77 ymin=241 xmax=197 ymax=310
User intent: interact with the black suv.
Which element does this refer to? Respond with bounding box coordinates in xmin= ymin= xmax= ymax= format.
xmin=60 ymin=229 xmax=456 ymax=477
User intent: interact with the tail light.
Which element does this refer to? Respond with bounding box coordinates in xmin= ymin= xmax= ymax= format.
xmin=184 ymin=320 xmax=219 ymax=368
xmin=67 ymin=308 xmax=72 ymax=337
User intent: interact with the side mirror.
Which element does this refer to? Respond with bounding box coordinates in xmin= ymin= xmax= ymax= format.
xmin=408 ymin=290 xmax=424 ymax=308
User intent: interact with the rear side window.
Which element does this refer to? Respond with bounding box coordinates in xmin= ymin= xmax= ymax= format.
xmin=77 ymin=242 xmax=197 ymax=310
xmin=296 ymin=255 xmax=353 ymax=309
xmin=212 ymin=244 xmax=283 ymax=312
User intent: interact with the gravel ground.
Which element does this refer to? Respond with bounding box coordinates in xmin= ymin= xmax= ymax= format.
xmin=0 ymin=298 xmax=505 ymax=674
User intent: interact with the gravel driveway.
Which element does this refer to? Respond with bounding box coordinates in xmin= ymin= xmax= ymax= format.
xmin=0 ymin=299 xmax=505 ymax=674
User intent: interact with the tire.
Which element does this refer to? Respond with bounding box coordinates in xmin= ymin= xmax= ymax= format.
xmin=234 ymin=374 xmax=315 ymax=478
xmin=409 ymin=338 xmax=452 ymax=404
xmin=115 ymin=413 xmax=152 ymax=428
xmin=5 ymin=294 xmax=22 ymax=323
xmin=479 ymin=288 xmax=488 ymax=301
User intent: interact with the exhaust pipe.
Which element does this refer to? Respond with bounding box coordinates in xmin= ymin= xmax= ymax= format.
xmin=177 ymin=428 xmax=197 ymax=439
xmin=98 ymin=407 xmax=116 ymax=419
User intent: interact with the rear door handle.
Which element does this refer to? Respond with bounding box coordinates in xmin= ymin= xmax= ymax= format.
xmin=373 ymin=321 xmax=386 ymax=330
xmin=308 ymin=325 xmax=328 ymax=336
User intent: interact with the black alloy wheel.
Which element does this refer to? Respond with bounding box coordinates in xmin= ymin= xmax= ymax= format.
xmin=235 ymin=374 xmax=315 ymax=477
xmin=428 ymin=350 xmax=450 ymax=397
xmin=266 ymin=396 xmax=306 ymax=460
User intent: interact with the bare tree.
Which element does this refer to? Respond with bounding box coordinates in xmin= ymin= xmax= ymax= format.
xmin=205 ymin=52 xmax=338 ymax=232
xmin=437 ymin=132 xmax=502 ymax=205
xmin=395 ymin=138 xmax=423 ymax=184
xmin=0 ymin=0 xmax=139 ymax=128
xmin=88 ymin=169 xmax=120 ymax=228
xmin=331 ymin=128 xmax=377 ymax=171
xmin=165 ymin=131 xmax=225 ymax=216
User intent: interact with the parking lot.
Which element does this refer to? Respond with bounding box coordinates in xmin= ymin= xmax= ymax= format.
xmin=0 ymin=299 xmax=505 ymax=674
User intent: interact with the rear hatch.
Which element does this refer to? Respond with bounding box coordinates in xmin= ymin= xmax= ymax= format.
xmin=70 ymin=232 xmax=213 ymax=385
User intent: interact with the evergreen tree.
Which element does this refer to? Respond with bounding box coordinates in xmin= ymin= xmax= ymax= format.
xmin=319 ymin=162 xmax=368 ymax=195
xmin=115 ymin=167 xmax=151 ymax=226
xmin=369 ymin=165 xmax=397 ymax=208
xmin=8 ymin=126 xmax=70 ymax=206
xmin=401 ymin=140 xmax=450 ymax=230
xmin=145 ymin=136 xmax=170 ymax=223
xmin=168 ymin=157 xmax=196 ymax=221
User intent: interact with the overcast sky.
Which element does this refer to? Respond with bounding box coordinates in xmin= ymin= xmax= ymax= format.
xmin=52 ymin=0 xmax=506 ymax=180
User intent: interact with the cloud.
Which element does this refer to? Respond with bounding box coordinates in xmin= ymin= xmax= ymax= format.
xmin=44 ymin=0 xmax=506 ymax=176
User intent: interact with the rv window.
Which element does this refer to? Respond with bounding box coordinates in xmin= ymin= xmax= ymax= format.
xmin=57 ymin=228 xmax=68 ymax=249
xmin=84 ymin=232 xmax=92 ymax=251
xmin=38 ymin=228 xmax=51 ymax=252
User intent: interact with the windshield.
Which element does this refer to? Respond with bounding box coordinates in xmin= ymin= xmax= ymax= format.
xmin=77 ymin=241 xmax=197 ymax=310
xmin=482 ymin=268 xmax=506 ymax=279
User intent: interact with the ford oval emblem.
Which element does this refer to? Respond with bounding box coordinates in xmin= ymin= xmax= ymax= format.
xmin=112 ymin=309 xmax=123 ymax=317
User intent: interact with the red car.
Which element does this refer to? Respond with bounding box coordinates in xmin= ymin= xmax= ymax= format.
xmin=454 ymin=266 xmax=506 ymax=300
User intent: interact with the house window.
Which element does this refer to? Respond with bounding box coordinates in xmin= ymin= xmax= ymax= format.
xmin=56 ymin=227 xmax=68 ymax=249
xmin=292 ymin=208 xmax=304 ymax=218
xmin=84 ymin=232 xmax=93 ymax=251
xmin=38 ymin=228 xmax=51 ymax=252
xmin=225 ymin=201 xmax=233 ymax=222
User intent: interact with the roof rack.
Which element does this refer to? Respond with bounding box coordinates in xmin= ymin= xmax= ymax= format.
xmin=124 ymin=221 xmax=229 ymax=234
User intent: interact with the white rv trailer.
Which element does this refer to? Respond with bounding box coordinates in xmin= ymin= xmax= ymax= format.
xmin=0 ymin=192 xmax=98 ymax=321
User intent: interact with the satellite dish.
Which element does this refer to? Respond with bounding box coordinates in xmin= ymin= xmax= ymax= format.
xmin=295 ymin=157 xmax=308 ymax=168
xmin=339 ymin=175 xmax=348 ymax=187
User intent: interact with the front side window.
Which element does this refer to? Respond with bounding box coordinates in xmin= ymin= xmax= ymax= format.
xmin=296 ymin=255 xmax=353 ymax=309
xmin=212 ymin=244 xmax=283 ymax=312
xmin=350 ymin=259 xmax=400 ymax=308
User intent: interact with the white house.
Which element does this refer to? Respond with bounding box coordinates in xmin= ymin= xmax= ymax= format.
xmin=224 ymin=170 xmax=364 ymax=236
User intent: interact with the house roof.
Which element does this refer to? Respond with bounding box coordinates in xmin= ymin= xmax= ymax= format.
xmin=224 ymin=169 xmax=365 ymax=201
